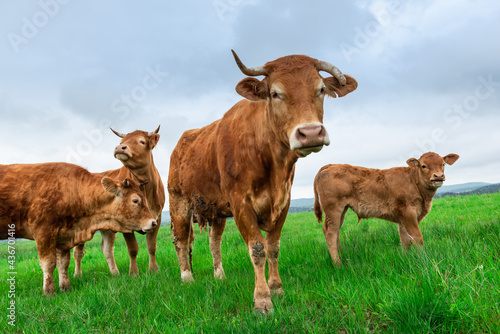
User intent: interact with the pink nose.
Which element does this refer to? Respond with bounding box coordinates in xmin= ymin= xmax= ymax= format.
xmin=294 ymin=124 xmax=327 ymax=147
xmin=433 ymin=173 xmax=445 ymax=180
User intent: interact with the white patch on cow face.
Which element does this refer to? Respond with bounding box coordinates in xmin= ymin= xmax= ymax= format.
xmin=289 ymin=122 xmax=330 ymax=156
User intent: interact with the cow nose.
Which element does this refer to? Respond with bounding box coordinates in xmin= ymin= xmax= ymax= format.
xmin=121 ymin=145 xmax=127 ymax=150
xmin=151 ymin=220 xmax=157 ymax=228
xmin=433 ymin=173 xmax=445 ymax=180
xmin=295 ymin=124 xmax=327 ymax=146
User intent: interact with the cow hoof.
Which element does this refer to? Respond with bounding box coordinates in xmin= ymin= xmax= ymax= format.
xmin=73 ymin=271 xmax=82 ymax=278
xmin=253 ymin=298 xmax=273 ymax=314
xmin=181 ymin=270 xmax=194 ymax=282
xmin=43 ymin=286 xmax=56 ymax=296
xmin=214 ymin=268 xmax=226 ymax=280
xmin=271 ymin=287 xmax=284 ymax=296
xmin=149 ymin=264 xmax=159 ymax=273
xmin=60 ymin=284 xmax=72 ymax=293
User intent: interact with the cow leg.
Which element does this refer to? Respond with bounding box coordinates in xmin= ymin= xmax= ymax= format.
xmin=146 ymin=218 xmax=160 ymax=273
xmin=123 ymin=232 xmax=140 ymax=275
xmin=265 ymin=202 xmax=289 ymax=296
xmin=56 ymin=248 xmax=72 ymax=292
xmin=100 ymin=230 xmax=120 ymax=275
xmin=209 ymin=218 xmax=226 ymax=280
xmin=73 ymin=243 xmax=85 ymax=277
xmin=234 ymin=207 xmax=272 ymax=314
xmin=171 ymin=203 xmax=195 ymax=282
xmin=399 ymin=209 xmax=423 ymax=250
xmin=35 ymin=234 xmax=57 ymax=295
xmin=322 ymin=206 xmax=348 ymax=266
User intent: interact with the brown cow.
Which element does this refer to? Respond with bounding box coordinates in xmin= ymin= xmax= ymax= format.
xmin=73 ymin=126 xmax=165 ymax=276
xmin=313 ymin=152 xmax=459 ymax=265
xmin=0 ymin=162 xmax=157 ymax=295
xmin=168 ymin=50 xmax=357 ymax=313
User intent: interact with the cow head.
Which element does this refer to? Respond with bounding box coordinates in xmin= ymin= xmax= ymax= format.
xmin=232 ymin=50 xmax=358 ymax=157
xmin=110 ymin=126 xmax=160 ymax=170
xmin=101 ymin=177 xmax=157 ymax=232
xmin=407 ymin=152 xmax=460 ymax=189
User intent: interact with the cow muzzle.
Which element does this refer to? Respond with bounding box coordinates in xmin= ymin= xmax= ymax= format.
xmin=430 ymin=173 xmax=446 ymax=188
xmin=141 ymin=219 xmax=158 ymax=233
xmin=114 ymin=145 xmax=131 ymax=161
xmin=289 ymin=123 xmax=330 ymax=156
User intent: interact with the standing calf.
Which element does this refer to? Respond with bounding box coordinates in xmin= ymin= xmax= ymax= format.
xmin=313 ymin=152 xmax=459 ymax=265
xmin=0 ymin=162 xmax=157 ymax=294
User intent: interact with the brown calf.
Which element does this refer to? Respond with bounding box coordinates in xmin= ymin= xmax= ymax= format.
xmin=0 ymin=162 xmax=156 ymax=294
xmin=168 ymin=50 xmax=357 ymax=313
xmin=73 ymin=126 xmax=165 ymax=276
xmin=313 ymin=152 xmax=459 ymax=265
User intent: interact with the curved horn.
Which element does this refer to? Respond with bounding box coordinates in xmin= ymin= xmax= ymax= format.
xmin=110 ymin=127 xmax=126 ymax=138
xmin=148 ymin=125 xmax=160 ymax=136
xmin=316 ymin=61 xmax=347 ymax=86
xmin=231 ymin=49 xmax=267 ymax=76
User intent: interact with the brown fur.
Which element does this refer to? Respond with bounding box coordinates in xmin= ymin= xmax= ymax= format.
xmin=0 ymin=162 xmax=156 ymax=294
xmin=73 ymin=128 xmax=165 ymax=276
xmin=168 ymin=53 xmax=357 ymax=312
xmin=313 ymin=152 xmax=459 ymax=265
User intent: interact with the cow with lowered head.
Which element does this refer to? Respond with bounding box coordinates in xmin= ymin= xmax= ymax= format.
xmin=168 ymin=50 xmax=357 ymax=313
xmin=313 ymin=152 xmax=459 ymax=265
xmin=73 ymin=126 xmax=165 ymax=277
xmin=0 ymin=162 xmax=157 ymax=295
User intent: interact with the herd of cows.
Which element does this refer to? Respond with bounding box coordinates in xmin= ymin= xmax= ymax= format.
xmin=0 ymin=50 xmax=458 ymax=313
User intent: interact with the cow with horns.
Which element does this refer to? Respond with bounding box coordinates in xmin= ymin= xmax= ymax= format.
xmin=73 ymin=126 xmax=165 ymax=276
xmin=168 ymin=50 xmax=358 ymax=312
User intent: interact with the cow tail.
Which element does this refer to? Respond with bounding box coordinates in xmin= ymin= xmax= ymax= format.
xmin=313 ymin=182 xmax=323 ymax=223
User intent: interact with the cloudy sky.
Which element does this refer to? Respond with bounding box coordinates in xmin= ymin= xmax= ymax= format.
xmin=1 ymin=0 xmax=499 ymax=207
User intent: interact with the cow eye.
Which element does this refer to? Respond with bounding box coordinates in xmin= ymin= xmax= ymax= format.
xmin=271 ymin=91 xmax=281 ymax=100
xmin=318 ymin=87 xmax=325 ymax=96
xmin=140 ymin=140 xmax=146 ymax=145
xmin=132 ymin=198 xmax=140 ymax=205
xmin=422 ymin=165 xmax=427 ymax=169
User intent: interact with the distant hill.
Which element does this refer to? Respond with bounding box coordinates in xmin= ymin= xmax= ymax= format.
xmin=436 ymin=182 xmax=491 ymax=194
xmin=436 ymin=183 xmax=500 ymax=198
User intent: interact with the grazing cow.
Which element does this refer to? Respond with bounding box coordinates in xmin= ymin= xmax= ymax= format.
xmin=73 ymin=126 xmax=165 ymax=276
xmin=0 ymin=162 xmax=157 ymax=295
xmin=313 ymin=152 xmax=459 ymax=265
xmin=168 ymin=50 xmax=357 ymax=312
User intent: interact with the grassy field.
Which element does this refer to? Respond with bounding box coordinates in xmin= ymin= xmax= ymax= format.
xmin=1 ymin=193 xmax=499 ymax=333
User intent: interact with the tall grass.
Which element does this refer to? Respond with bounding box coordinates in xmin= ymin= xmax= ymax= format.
xmin=1 ymin=193 xmax=499 ymax=333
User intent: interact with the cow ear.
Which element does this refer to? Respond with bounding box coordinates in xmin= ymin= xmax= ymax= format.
xmin=149 ymin=133 xmax=160 ymax=149
xmin=101 ymin=177 xmax=122 ymax=196
xmin=443 ymin=154 xmax=459 ymax=165
xmin=406 ymin=158 xmax=420 ymax=168
xmin=235 ymin=77 xmax=268 ymax=101
xmin=323 ymin=74 xmax=358 ymax=98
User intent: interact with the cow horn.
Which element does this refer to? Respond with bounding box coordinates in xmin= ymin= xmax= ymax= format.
xmin=110 ymin=127 xmax=126 ymax=138
xmin=148 ymin=125 xmax=160 ymax=136
xmin=123 ymin=179 xmax=130 ymax=188
xmin=231 ymin=50 xmax=267 ymax=76
xmin=316 ymin=61 xmax=347 ymax=86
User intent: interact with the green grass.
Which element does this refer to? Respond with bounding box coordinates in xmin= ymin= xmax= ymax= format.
xmin=1 ymin=193 xmax=499 ymax=333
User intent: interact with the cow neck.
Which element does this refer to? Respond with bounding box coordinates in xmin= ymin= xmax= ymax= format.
xmin=126 ymin=159 xmax=162 ymax=218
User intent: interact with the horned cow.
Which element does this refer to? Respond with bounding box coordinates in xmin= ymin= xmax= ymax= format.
xmin=168 ymin=50 xmax=357 ymax=313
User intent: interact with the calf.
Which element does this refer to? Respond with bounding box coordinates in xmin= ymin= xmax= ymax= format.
xmin=0 ymin=162 xmax=157 ymax=294
xmin=73 ymin=126 xmax=165 ymax=276
xmin=313 ymin=152 xmax=459 ymax=265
